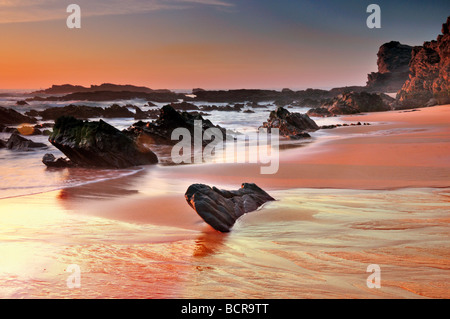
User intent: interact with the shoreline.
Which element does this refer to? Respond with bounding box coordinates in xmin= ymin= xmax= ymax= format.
xmin=149 ymin=104 xmax=450 ymax=192
xmin=1 ymin=104 xmax=449 ymax=202
xmin=1 ymin=104 xmax=449 ymax=226
xmin=1 ymin=104 xmax=449 ymax=299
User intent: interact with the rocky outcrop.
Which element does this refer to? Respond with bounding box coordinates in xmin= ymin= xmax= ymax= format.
xmin=32 ymin=83 xmax=164 ymax=95
xmin=27 ymin=90 xmax=183 ymax=103
xmin=42 ymin=153 xmax=75 ymax=168
xmin=5 ymin=133 xmax=47 ymax=151
xmin=306 ymin=108 xmax=332 ymax=117
xmin=36 ymin=105 xmax=107 ymax=120
xmin=127 ymin=105 xmax=229 ymax=146
xmin=47 ymin=116 xmax=158 ymax=168
xmin=396 ymin=16 xmax=450 ymax=107
xmin=199 ymin=104 xmax=243 ymax=112
xmin=32 ymin=104 xmax=156 ymax=121
xmin=192 ymin=89 xmax=280 ymax=103
xmin=260 ymin=107 xmax=319 ymax=139
xmin=0 ymin=107 xmax=37 ymax=124
xmin=185 ymin=183 xmax=275 ymax=232
xmin=366 ymin=41 xmax=413 ymax=93
xmin=170 ymin=102 xmax=200 ymax=111
xmin=16 ymin=100 xmax=29 ymax=106
xmin=314 ymin=92 xmax=392 ymax=116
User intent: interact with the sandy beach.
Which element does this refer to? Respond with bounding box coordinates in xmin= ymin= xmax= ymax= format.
xmin=0 ymin=104 xmax=449 ymax=298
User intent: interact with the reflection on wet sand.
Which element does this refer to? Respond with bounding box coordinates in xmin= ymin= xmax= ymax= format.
xmin=55 ymin=169 xmax=145 ymax=202
xmin=192 ymin=231 xmax=229 ymax=258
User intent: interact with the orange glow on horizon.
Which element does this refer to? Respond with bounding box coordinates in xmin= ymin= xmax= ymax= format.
xmin=0 ymin=15 xmax=371 ymax=91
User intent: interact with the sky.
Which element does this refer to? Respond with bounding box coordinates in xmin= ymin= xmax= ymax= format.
xmin=0 ymin=0 xmax=449 ymax=91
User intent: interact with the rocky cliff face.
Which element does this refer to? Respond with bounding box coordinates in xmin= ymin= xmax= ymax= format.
xmin=366 ymin=41 xmax=413 ymax=93
xmin=396 ymin=16 xmax=450 ymax=107
xmin=311 ymin=91 xmax=392 ymax=116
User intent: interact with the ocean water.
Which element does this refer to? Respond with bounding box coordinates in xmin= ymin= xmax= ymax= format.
xmin=0 ymin=94 xmax=342 ymax=199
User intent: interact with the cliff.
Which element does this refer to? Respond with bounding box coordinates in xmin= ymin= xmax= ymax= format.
xmin=396 ymin=16 xmax=450 ymax=107
xmin=366 ymin=41 xmax=413 ymax=93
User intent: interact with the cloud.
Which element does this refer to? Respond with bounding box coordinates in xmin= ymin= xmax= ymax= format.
xmin=0 ymin=0 xmax=234 ymax=24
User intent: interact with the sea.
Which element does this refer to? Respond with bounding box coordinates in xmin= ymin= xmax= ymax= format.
xmin=0 ymin=92 xmax=340 ymax=199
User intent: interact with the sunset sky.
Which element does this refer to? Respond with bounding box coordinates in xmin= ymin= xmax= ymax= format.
xmin=1 ymin=0 xmax=448 ymax=91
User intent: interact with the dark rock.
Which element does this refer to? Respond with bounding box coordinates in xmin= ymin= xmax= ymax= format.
xmin=185 ymin=183 xmax=275 ymax=232
xmin=6 ymin=133 xmax=47 ymax=150
xmin=192 ymin=88 xmax=337 ymax=103
xmin=292 ymin=98 xmax=324 ymax=108
xmin=16 ymin=100 xmax=29 ymax=106
xmin=328 ymin=86 xmax=367 ymax=95
xmin=102 ymin=104 xmax=136 ymax=118
xmin=319 ymin=92 xmax=392 ymax=115
xmin=260 ymin=107 xmax=319 ymax=139
xmin=287 ymin=132 xmax=311 ymax=139
xmin=37 ymin=105 xmax=105 ymax=120
xmin=32 ymin=84 xmax=90 ymax=95
xmin=42 ymin=153 xmax=75 ymax=168
xmin=33 ymin=83 xmax=157 ymax=95
xmin=48 ymin=116 xmax=158 ymax=168
xmin=366 ymin=41 xmax=413 ymax=93
xmin=131 ymin=105 xmax=159 ymax=120
xmin=307 ymin=107 xmax=332 ymax=117
xmin=170 ymin=102 xmax=200 ymax=111
xmin=274 ymin=97 xmax=294 ymax=107
xmin=188 ymin=111 xmax=210 ymax=117
xmin=1 ymin=125 xmax=15 ymax=133
xmin=0 ymin=107 xmax=37 ymax=124
xmin=246 ymin=102 xmax=267 ymax=108
xmin=127 ymin=105 xmax=229 ymax=146
xmin=25 ymin=109 xmax=40 ymax=117
xmin=33 ymin=104 xmax=152 ymax=121
xmin=320 ymin=125 xmax=339 ymax=129
xmin=28 ymin=90 xmax=183 ymax=103
xmin=192 ymin=88 xmax=206 ymax=94
xmin=193 ymin=89 xmax=281 ymax=103
xmin=200 ymin=104 xmax=243 ymax=112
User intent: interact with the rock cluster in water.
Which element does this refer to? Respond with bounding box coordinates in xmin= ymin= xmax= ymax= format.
xmin=126 ymin=104 xmax=230 ymax=146
xmin=309 ymin=91 xmax=393 ymax=116
xmin=260 ymin=107 xmax=319 ymax=139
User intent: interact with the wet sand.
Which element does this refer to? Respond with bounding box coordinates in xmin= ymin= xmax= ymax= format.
xmin=0 ymin=104 xmax=449 ymax=298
